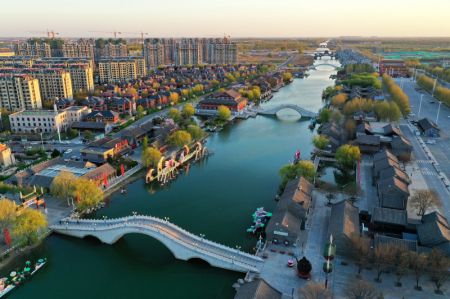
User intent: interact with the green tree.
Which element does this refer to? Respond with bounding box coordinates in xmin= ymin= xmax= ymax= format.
xmin=142 ymin=147 xmax=162 ymax=168
xmin=279 ymin=160 xmax=316 ymax=187
xmin=51 ymin=149 xmax=61 ymax=158
xmin=187 ymin=125 xmax=205 ymax=140
xmin=336 ymin=144 xmax=361 ymax=171
xmin=318 ymin=108 xmax=331 ymax=123
xmin=136 ymin=105 xmax=145 ymax=119
xmin=168 ymin=108 xmax=181 ymax=122
xmin=13 ymin=208 xmax=47 ymax=245
xmin=83 ymin=130 xmax=94 ymax=141
xmin=142 ymin=136 xmax=148 ymax=150
xmin=50 ymin=171 xmax=77 ymax=206
xmin=282 ymin=72 xmax=293 ymax=83
xmin=312 ymin=135 xmax=330 ymax=150
xmin=67 ymin=128 xmax=78 ymax=139
xmin=167 ymin=130 xmax=192 ymax=147
xmin=73 ymin=178 xmax=104 ymax=212
xmin=182 ymin=103 xmax=195 ymax=118
xmin=217 ymin=105 xmax=231 ymax=122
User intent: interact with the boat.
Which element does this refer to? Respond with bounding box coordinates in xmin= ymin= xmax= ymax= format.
xmin=0 ymin=258 xmax=47 ymax=298
xmin=247 ymin=207 xmax=272 ymax=234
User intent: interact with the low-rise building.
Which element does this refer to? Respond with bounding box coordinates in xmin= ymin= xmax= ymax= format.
xmin=80 ymin=137 xmax=130 ymax=164
xmin=328 ymin=200 xmax=359 ymax=256
xmin=418 ymin=118 xmax=440 ymax=137
xmin=0 ymin=144 xmax=15 ymax=168
xmin=197 ymin=89 xmax=247 ymax=115
xmin=85 ymin=110 xmax=119 ymax=124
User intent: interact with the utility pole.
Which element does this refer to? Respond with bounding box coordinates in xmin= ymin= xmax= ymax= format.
xmin=432 ymin=78 xmax=437 ymax=96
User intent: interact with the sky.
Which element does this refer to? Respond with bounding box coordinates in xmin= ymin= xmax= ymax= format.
xmin=1 ymin=0 xmax=450 ymax=38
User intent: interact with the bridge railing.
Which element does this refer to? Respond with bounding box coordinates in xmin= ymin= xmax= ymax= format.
xmin=55 ymin=216 xmax=262 ymax=264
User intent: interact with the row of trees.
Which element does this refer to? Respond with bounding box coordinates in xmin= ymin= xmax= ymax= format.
xmin=417 ymin=74 xmax=450 ymax=106
xmin=350 ymin=234 xmax=450 ymax=293
xmin=166 ymin=103 xmax=207 ymax=148
xmin=342 ymin=98 xmax=402 ymax=122
xmin=344 ymin=63 xmax=375 ymax=74
xmin=382 ymin=74 xmax=411 ymax=115
xmin=300 ymin=280 xmax=382 ymax=299
xmin=279 ymin=160 xmax=316 ymax=189
xmin=0 ymin=199 xmax=47 ymax=246
xmin=239 ymin=86 xmax=261 ymax=102
xmin=342 ymin=73 xmax=382 ymax=89
xmin=50 ymin=171 xmax=104 ymax=212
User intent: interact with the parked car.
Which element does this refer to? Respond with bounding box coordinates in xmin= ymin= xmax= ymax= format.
xmin=65 ymin=149 xmax=73 ymax=154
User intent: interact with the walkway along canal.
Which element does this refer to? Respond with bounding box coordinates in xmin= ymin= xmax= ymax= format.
xmin=8 ymin=58 xmax=340 ymax=299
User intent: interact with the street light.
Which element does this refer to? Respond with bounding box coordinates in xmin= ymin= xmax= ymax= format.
xmin=164 ymin=216 xmax=170 ymax=222
xmin=436 ymin=101 xmax=442 ymax=125
xmin=418 ymin=94 xmax=424 ymax=119
xmin=199 ymin=233 xmax=205 ymax=240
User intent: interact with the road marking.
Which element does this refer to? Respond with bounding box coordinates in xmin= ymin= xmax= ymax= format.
xmin=421 ymin=169 xmax=437 ymax=176
xmin=416 ymin=160 xmax=433 ymax=164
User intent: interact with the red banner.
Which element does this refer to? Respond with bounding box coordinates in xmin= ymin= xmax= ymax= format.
xmin=121 ymin=164 xmax=125 ymax=176
xmin=3 ymin=228 xmax=11 ymax=247
xmin=103 ymin=173 xmax=108 ymax=187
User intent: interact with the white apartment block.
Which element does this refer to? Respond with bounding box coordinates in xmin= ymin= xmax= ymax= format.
xmin=15 ymin=42 xmax=52 ymax=58
xmin=67 ymin=64 xmax=94 ymax=92
xmin=62 ymin=39 xmax=95 ymax=58
xmin=33 ymin=69 xmax=73 ymax=100
xmin=9 ymin=106 xmax=90 ymax=133
xmin=0 ymin=74 xmax=42 ymax=111
xmin=98 ymin=58 xmax=145 ymax=84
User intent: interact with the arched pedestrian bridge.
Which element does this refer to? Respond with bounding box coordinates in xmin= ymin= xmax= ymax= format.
xmin=50 ymin=215 xmax=263 ymax=273
xmin=251 ymin=104 xmax=317 ymax=119
xmin=309 ymin=63 xmax=339 ymax=70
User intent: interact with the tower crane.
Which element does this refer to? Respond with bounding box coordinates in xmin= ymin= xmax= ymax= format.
xmin=89 ymin=31 xmax=122 ymax=38
xmin=122 ymin=31 xmax=149 ymax=42
xmin=27 ymin=29 xmax=60 ymax=39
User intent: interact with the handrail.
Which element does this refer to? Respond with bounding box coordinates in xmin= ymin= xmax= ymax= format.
xmin=52 ymin=216 xmax=263 ymax=268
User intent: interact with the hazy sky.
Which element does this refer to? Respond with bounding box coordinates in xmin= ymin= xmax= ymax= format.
xmin=1 ymin=0 xmax=449 ymax=38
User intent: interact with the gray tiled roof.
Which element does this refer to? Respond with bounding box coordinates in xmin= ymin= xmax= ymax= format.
xmin=234 ymin=279 xmax=282 ymax=299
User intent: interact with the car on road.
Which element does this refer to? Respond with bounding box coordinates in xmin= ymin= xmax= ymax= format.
xmin=65 ymin=149 xmax=73 ymax=154
xmin=426 ymin=140 xmax=436 ymax=145
xmin=429 ymin=101 xmax=435 ymax=104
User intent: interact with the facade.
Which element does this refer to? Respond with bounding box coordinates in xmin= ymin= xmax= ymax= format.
xmin=418 ymin=118 xmax=440 ymax=137
xmin=0 ymin=48 xmax=15 ymax=57
xmin=31 ymin=69 xmax=73 ymax=100
xmin=65 ymin=64 xmax=94 ymax=92
xmin=328 ymin=200 xmax=360 ymax=256
xmin=97 ymin=43 xmax=128 ymax=59
xmin=98 ymin=58 xmax=145 ymax=84
xmin=197 ymin=89 xmax=247 ymax=115
xmin=379 ymin=59 xmax=408 ymax=77
xmin=0 ymin=74 xmax=42 ymax=111
xmin=9 ymin=106 xmax=89 ymax=133
xmin=61 ymin=39 xmax=95 ymax=58
xmin=14 ymin=42 xmax=52 ymax=58
xmin=85 ymin=110 xmax=119 ymax=124
xmin=0 ymin=144 xmax=15 ymax=168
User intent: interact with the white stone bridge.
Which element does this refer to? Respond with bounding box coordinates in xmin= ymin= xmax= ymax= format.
xmin=50 ymin=215 xmax=263 ymax=273
xmin=252 ymin=104 xmax=317 ymax=119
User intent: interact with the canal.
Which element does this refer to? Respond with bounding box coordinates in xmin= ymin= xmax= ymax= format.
xmin=9 ymin=58 xmax=340 ymax=299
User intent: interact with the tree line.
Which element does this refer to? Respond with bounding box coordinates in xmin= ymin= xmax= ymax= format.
xmin=417 ymin=74 xmax=450 ymax=107
xmin=382 ymin=74 xmax=411 ymax=115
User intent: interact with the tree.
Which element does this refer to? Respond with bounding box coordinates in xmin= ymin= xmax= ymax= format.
xmin=282 ymin=72 xmax=293 ymax=83
xmin=187 ymin=125 xmax=205 ymax=140
xmin=182 ymin=103 xmax=195 ymax=118
xmin=136 ymin=105 xmax=145 ymax=119
xmin=142 ymin=147 xmax=162 ymax=168
xmin=13 ymin=208 xmax=47 ymax=245
xmin=408 ymin=251 xmax=428 ymax=291
xmin=330 ymin=110 xmax=343 ymax=124
xmin=410 ymin=189 xmax=439 ymax=216
xmin=279 ymin=160 xmax=316 ymax=187
xmin=67 ymin=128 xmax=78 ymax=139
xmin=344 ymin=119 xmax=356 ymax=139
xmin=428 ymin=248 xmax=450 ymax=294
xmin=51 ymin=171 xmax=77 ymax=206
xmin=142 ymin=136 xmax=148 ymax=150
xmin=331 ymin=93 xmax=347 ymax=107
xmin=346 ymin=280 xmax=378 ymax=299
xmin=0 ymin=199 xmax=17 ymax=242
xmin=167 ymin=130 xmax=192 ymax=147
xmin=299 ymin=282 xmax=331 ymax=299
xmin=73 ymin=178 xmax=104 ymax=212
xmin=83 ymin=130 xmax=94 ymax=141
xmin=318 ymin=108 xmax=331 ymax=123
xmin=312 ymin=135 xmax=330 ymax=150
xmin=170 ymin=92 xmax=180 ymax=104
xmin=168 ymin=108 xmax=181 ymax=122
xmin=217 ymin=105 xmax=231 ymax=122
xmin=51 ymin=149 xmax=61 ymax=158
xmin=336 ymin=145 xmax=361 ymax=172
xmin=393 ymin=246 xmax=409 ymax=287
xmin=373 ymin=243 xmax=396 ymax=282
xmin=349 ymin=233 xmax=371 ymax=275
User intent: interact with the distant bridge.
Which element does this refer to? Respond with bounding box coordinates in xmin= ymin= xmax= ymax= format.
xmin=251 ymin=104 xmax=318 ymax=119
xmin=51 ymin=215 xmax=263 ymax=273
xmin=309 ymin=63 xmax=339 ymax=70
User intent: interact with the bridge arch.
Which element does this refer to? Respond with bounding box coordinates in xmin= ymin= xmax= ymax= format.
xmin=253 ymin=104 xmax=317 ymax=119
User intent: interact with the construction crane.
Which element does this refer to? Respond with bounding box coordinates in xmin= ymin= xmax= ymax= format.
xmin=122 ymin=31 xmax=149 ymax=42
xmin=89 ymin=31 xmax=122 ymax=38
xmin=28 ymin=29 xmax=60 ymax=39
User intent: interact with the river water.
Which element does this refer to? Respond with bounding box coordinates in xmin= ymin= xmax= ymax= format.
xmin=9 ymin=58 xmax=339 ymax=299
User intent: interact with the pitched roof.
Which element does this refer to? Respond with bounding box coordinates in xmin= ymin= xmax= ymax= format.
xmin=373 ymin=149 xmax=398 ymax=164
xmin=328 ymin=200 xmax=359 ymax=239
xmin=422 ymin=211 xmax=449 ymax=228
xmin=373 ymin=207 xmax=407 ymax=226
xmin=378 ymin=176 xmax=409 ymax=195
xmin=356 ymin=134 xmax=381 ymax=146
xmin=379 ymin=166 xmax=410 ymax=185
xmin=234 ymin=279 xmax=282 ymax=299
xmin=418 ymin=118 xmax=439 ymax=131
xmin=417 ymin=221 xmax=450 ymax=247
xmin=82 ymin=163 xmax=116 ymax=180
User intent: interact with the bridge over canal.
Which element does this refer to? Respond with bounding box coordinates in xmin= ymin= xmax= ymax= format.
xmin=51 ymin=215 xmax=264 ymax=273
xmin=251 ymin=104 xmax=317 ymax=119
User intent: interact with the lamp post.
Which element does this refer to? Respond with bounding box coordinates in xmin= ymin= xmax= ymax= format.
xmin=432 ymin=78 xmax=437 ymax=96
xmin=418 ymin=94 xmax=424 ymax=119
xmin=323 ymin=234 xmax=336 ymax=289
xmin=436 ymin=101 xmax=442 ymax=125
xmin=164 ymin=216 xmax=170 ymax=222
xmin=200 ymin=233 xmax=205 ymax=241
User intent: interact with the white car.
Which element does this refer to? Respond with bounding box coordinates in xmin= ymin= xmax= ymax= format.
xmin=65 ymin=149 xmax=73 ymax=154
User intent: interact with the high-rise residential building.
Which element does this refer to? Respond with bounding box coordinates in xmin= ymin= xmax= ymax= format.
xmin=0 ymin=74 xmax=42 ymax=111
xmin=143 ymin=37 xmax=237 ymax=69
xmin=66 ymin=64 xmax=95 ymax=93
xmin=96 ymin=43 xmax=128 ymax=59
xmin=62 ymin=39 xmax=95 ymax=58
xmin=14 ymin=41 xmax=52 ymax=58
xmin=98 ymin=57 xmax=146 ymax=84
xmin=31 ymin=69 xmax=73 ymax=101
xmin=0 ymin=48 xmax=15 ymax=57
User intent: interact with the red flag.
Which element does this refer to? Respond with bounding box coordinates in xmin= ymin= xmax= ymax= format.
xmin=121 ymin=164 xmax=125 ymax=176
xmin=3 ymin=228 xmax=11 ymax=247
xmin=103 ymin=173 xmax=108 ymax=187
